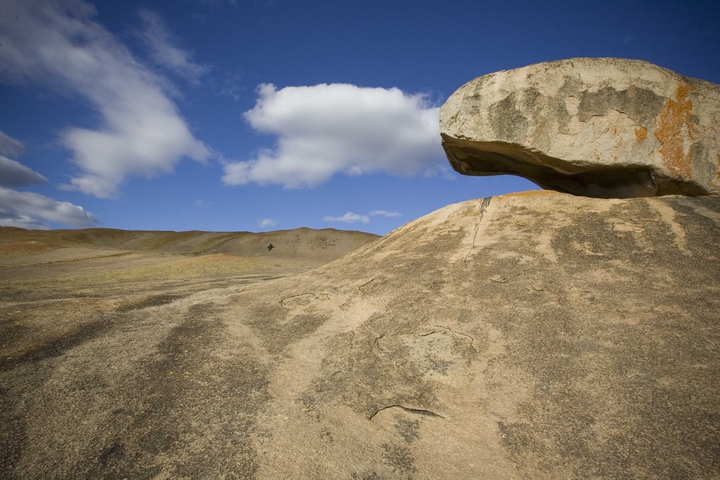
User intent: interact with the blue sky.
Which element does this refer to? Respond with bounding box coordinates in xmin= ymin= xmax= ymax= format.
xmin=0 ymin=0 xmax=718 ymax=234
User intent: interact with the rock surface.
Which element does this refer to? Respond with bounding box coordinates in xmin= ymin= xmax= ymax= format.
xmin=441 ymin=58 xmax=720 ymax=197
xmin=2 ymin=191 xmax=719 ymax=478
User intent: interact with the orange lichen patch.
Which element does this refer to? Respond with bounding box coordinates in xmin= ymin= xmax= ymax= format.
xmin=634 ymin=126 xmax=648 ymax=142
xmin=654 ymin=84 xmax=695 ymax=179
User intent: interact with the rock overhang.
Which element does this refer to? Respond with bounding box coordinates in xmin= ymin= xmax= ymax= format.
xmin=440 ymin=58 xmax=720 ymax=198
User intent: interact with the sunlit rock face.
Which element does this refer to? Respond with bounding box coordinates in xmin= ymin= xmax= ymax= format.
xmin=440 ymin=58 xmax=720 ymax=197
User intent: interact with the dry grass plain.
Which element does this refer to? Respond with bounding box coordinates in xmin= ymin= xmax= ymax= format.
xmin=0 ymin=227 xmax=368 ymax=361
xmin=0 ymin=250 xmax=288 ymax=357
xmin=0 ymin=227 xmax=378 ymax=478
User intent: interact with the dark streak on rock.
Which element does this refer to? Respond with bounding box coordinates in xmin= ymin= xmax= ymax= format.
xmin=116 ymin=294 xmax=188 ymax=312
xmin=0 ymin=318 xmax=114 ymax=372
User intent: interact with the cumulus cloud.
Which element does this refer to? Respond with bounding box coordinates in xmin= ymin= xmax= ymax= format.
xmin=369 ymin=210 xmax=401 ymax=217
xmin=222 ymin=83 xmax=443 ymax=188
xmin=0 ymin=156 xmax=48 ymax=188
xmin=0 ymin=187 xmax=98 ymax=229
xmin=137 ymin=9 xmax=209 ymax=85
xmin=259 ymin=218 xmax=278 ymax=227
xmin=0 ymin=0 xmax=211 ymax=198
xmin=323 ymin=212 xmax=370 ymax=224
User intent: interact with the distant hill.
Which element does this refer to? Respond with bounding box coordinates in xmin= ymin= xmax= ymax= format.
xmin=0 ymin=226 xmax=380 ymax=265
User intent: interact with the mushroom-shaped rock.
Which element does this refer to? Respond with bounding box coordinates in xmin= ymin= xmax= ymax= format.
xmin=440 ymin=58 xmax=720 ymax=197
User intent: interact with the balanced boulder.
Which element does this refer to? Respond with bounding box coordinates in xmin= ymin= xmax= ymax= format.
xmin=440 ymin=58 xmax=720 ymax=197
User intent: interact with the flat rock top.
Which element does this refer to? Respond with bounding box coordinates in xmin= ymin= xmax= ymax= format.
xmin=441 ymin=58 xmax=720 ymax=197
xmin=2 ymin=192 xmax=719 ymax=478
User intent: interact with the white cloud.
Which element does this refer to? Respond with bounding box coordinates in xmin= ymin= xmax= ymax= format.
xmin=0 ymin=214 xmax=52 ymax=230
xmin=222 ymin=83 xmax=443 ymax=188
xmin=369 ymin=210 xmax=401 ymax=217
xmin=0 ymin=129 xmax=26 ymax=157
xmin=0 ymin=156 xmax=48 ymax=188
xmin=0 ymin=187 xmax=98 ymax=229
xmin=323 ymin=212 xmax=370 ymax=224
xmin=259 ymin=218 xmax=278 ymax=227
xmin=0 ymin=129 xmax=95 ymax=228
xmin=137 ymin=9 xmax=209 ymax=85
xmin=0 ymin=0 xmax=211 ymax=198
xmin=0 ymin=130 xmax=48 ymax=188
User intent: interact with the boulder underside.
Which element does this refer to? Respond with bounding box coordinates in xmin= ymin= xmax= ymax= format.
xmin=443 ymin=136 xmax=711 ymax=198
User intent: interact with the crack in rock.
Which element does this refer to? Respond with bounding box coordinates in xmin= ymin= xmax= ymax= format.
xmin=369 ymin=405 xmax=445 ymax=421
xmin=417 ymin=325 xmax=477 ymax=351
xmin=279 ymin=292 xmax=330 ymax=306
xmin=464 ymin=197 xmax=492 ymax=267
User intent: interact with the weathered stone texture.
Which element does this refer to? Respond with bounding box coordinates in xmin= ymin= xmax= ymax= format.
xmin=440 ymin=58 xmax=720 ymax=197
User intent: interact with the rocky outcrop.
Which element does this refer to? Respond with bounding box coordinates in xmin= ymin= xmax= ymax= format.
xmin=440 ymin=58 xmax=720 ymax=197
xmin=4 ymin=191 xmax=719 ymax=478
xmin=238 ymin=192 xmax=720 ymax=478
